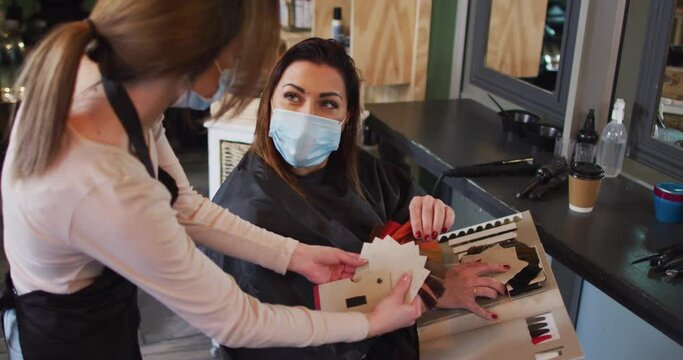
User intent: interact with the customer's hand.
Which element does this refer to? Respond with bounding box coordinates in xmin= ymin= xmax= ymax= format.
xmin=366 ymin=272 xmax=422 ymax=337
xmin=288 ymin=243 xmax=367 ymax=284
xmin=409 ymin=195 xmax=455 ymax=241
xmin=436 ymin=262 xmax=509 ymax=320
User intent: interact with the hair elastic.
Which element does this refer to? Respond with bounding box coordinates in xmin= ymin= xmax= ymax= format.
xmin=85 ymin=18 xmax=98 ymax=38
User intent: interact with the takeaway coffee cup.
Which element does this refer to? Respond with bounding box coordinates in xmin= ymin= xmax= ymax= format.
xmin=569 ymin=162 xmax=605 ymax=213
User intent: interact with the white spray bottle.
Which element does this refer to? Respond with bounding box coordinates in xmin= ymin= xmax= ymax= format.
xmin=596 ymin=99 xmax=628 ymax=177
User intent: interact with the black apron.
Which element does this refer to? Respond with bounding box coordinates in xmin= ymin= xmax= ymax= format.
xmin=0 ymin=77 xmax=178 ymax=359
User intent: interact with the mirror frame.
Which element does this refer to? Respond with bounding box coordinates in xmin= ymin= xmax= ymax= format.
xmin=629 ymin=0 xmax=683 ymax=180
xmin=469 ymin=0 xmax=582 ymax=124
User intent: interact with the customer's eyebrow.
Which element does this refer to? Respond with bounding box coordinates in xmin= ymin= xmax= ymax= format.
xmin=320 ymin=92 xmax=343 ymax=99
xmin=283 ymin=83 xmax=305 ymax=93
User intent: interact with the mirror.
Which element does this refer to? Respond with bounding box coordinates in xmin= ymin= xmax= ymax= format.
xmin=470 ymin=0 xmax=581 ymax=124
xmin=485 ymin=0 xmax=566 ymax=92
xmin=654 ymin=4 xmax=683 ymax=150
xmin=628 ymin=0 xmax=683 ymax=180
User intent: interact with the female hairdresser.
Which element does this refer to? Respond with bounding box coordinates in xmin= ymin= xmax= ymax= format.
xmin=0 ymin=1 xmax=420 ymax=359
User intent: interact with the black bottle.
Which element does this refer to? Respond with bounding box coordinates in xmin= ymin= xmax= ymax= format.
xmin=576 ymin=109 xmax=599 ymax=145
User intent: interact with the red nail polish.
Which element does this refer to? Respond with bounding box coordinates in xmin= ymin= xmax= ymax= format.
xmin=492 ymin=314 xmax=498 ymax=320
xmin=415 ymin=231 xmax=422 ymax=239
xmin=531 ymin=334 xmax=552 ymax=345
xmin=503 ymin=265 xmax=510 ymax=270
xmin=442 ymin=228 xmax=448 ymax=233
xmin=431 ymin=231 xmax=437 ymax=239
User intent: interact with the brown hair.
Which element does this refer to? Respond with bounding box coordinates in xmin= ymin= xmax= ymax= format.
xmin=11 ymin=0 xmax=279 ymax=179
xmin=251 ymin=37 xmax=365 ymax=199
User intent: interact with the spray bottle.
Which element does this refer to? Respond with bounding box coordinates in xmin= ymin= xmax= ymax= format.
xmin=596 ymin=99 xmax=628 ymax=177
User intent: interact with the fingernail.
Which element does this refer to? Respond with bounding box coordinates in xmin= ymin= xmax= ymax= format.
xmin=492 ymin=314 xmax=498 ymax=320
xmin=424 ymin=235 xmax=430 ymax=241
xmin=402 ymin=273 xmax=411 ymax=281
xmin=415 ymin=231 xmax=422 ymax=239
xmin=503 ymin=265 xmax=510 ymax=270
xmin=431 ymin=232 xmax=437 ymax=239
xmin=442 ymin=228 xmax=448 ymax=233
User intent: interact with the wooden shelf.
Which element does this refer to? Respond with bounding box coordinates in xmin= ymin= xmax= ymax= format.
xmin=280 ymin=29 xmax=312 ymax=49
xmin=280 ymin=0 xmax=432 ymax=103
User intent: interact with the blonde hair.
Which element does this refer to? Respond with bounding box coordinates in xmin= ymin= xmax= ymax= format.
xmin=11 ymin=0 xmax=279 ymax=179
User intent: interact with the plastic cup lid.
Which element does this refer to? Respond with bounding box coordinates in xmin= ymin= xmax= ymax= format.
xmin=570 ymin=162 xmax=604 ymax=180
xmin=654 ymin=182 xmax=683 ymax=202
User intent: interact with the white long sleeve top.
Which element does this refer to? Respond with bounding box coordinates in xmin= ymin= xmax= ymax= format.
xmin=1 ymin=120 xmax=369 ymax=348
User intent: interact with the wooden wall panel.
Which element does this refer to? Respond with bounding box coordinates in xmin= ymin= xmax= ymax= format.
xmin=364 ymin=0 xmax=431 ymax=103
xmin=312 ymin=0 xmax=351 ymax=40
xmin=408 ymin=0 xmax=432 ymax=101
xmin=280 ymin=30 xmax=311 ymax=49
xmin=351 ymin=0 xmax=416 ymax=86
xmin=285 ymin=0 xmax=432 ymax=104
xmin=485 ymin=0 xmax=548 ymax=78
xmin=364 ymin=84 xmax=408 ymax=104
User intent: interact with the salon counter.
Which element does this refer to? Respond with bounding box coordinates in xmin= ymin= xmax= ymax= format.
xmin=365 ymin=99 xmax=683 ymax=346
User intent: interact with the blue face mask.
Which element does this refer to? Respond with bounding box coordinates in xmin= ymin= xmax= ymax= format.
xmin=269 ymin=108 xmax=343 ymax=168
xmin=171 ymin=61 xmax=235 ymax=111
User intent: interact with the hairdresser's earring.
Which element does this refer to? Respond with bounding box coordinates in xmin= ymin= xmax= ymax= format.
xmin=214 ymin=60 xmax=223 ymax=73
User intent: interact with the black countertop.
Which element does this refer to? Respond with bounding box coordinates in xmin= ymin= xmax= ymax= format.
xmin=365 ymin=99 xmax=683 ymax=346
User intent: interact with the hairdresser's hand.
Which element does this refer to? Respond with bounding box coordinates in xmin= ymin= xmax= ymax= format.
xmin=288 ymin=243 xmax=367 ymax=284
xmin=409 ymin=195 xmax=455 ymax=241
xmin=366 ymin=272 xmax=422 ymax=337
xmin=436 ymin=262 xmax=509 ymax=320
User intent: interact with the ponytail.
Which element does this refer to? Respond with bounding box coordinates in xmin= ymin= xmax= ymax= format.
xmin=10 ymin=0 xmax=280 ymax=179
xmin=10 ymin=21 xmax=92 ymax=179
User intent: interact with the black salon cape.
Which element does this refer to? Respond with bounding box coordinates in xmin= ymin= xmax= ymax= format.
xmin=212 ymin=149 xmax=425 ymax=360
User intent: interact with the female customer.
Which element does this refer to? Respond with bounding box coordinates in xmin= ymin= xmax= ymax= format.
xmin=0 ymin=2 xmax=420 ymax=359
xmin=213 ymin=38 xmax=509 ymax=360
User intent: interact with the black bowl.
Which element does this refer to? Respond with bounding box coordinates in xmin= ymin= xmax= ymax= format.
xmin=524 ymin=122 xmax=563 ymax=150
xmin=498 ymin=110 xmax=541 ymax=135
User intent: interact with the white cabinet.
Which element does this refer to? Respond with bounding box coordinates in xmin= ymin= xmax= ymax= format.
xmin=205 ymin=100 xmax=259 ymax=199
